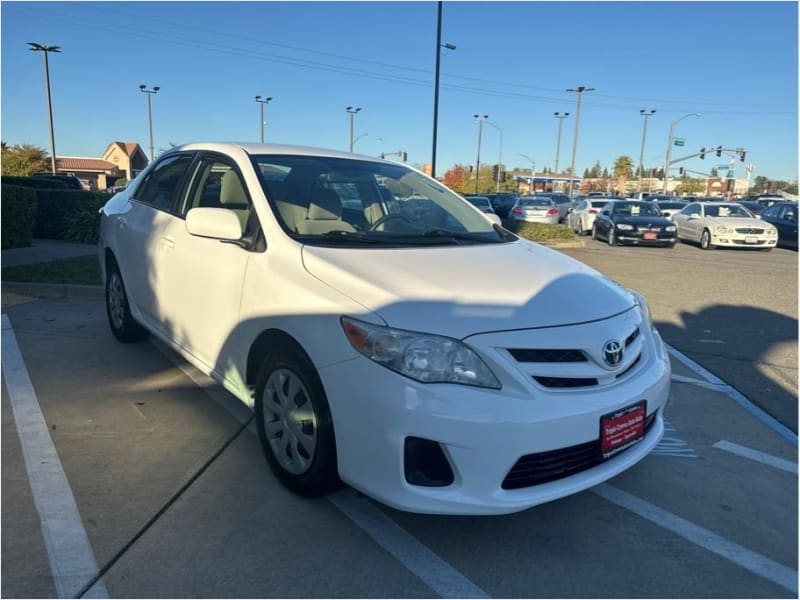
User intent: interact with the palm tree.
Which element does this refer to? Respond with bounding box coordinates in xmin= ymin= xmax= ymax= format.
xmin=613 ymin=155 xmax=634 ymax=194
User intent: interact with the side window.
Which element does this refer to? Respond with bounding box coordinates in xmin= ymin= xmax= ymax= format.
xmin=761 ymin=206 xmax=777 ymax=218
xmin=780 ymin=205 xmax=796 ymax=222
xmin=684 ymin=204 xmax=700 ymax=216
xmin=183 ymin=157 xmax=255 ymax=235
xmin=134 ymin=155 xmax=194 ymax=212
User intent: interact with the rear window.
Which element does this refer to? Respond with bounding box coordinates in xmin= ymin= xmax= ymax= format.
xmin=589 ymin=201 xmax=608 ymax=209
xmin=519 ymin=198 xmax=554 ymax=207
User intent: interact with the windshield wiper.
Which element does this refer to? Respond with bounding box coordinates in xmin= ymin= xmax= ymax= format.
xmin=421 ymin=229 xmax=504 ymax=243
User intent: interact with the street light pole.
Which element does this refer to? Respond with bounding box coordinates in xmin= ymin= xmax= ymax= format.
xmin=346 ymin=106 xmax=361 ymax=152
xmin=255 ymin=95 xmax=273 ymax=143
xmin=28 ymin=43 xmax=61 ymax=174
xmin=553 ymin=112 xmax=569 ymax=176
xmin=473 ymin=114 xmax=488 ymax=194
xmin=431 ymin=1 xmax=456 ymax=179
xmin=566 ymin=85 xmax=594 ymax=196
xmin=663 ymin=112 xmax=700 ymax=194
xmin=518 ymin=153 xmax=535 ymax=194
xmin=485 ymin=120 xmax=503 ymax=192
xmin=139 ymin=84 xmax=160 ymax=161
xmin=638 ymin=109 xmax=656 ymax=193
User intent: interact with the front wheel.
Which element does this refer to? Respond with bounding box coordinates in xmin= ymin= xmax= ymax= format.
xmin=255 ymin=344 xmax=340 ymax=496
xmin=700 ymin=229 xmax=714 ymax=250
xmin=106 ymin=261 xmax=149 ymax=343
xmin=608 ymin=229 xmax=616 ymax=246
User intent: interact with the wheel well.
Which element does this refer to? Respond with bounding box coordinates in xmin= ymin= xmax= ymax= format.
xmin=105 ymin=248 xmax=117 ymax=272
xmin=246 ymin=329 xmax=309 ymax=386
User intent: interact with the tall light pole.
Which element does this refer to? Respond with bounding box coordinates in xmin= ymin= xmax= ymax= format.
xmin=255 ymin=95 xmax=272 ymax=143
xmin=518 ymin=153 xmax=535 ymax=195
xmin=663 ymin=112 xmax=701 ymax=194
xmin=431 ymin=0 xmax=455 ymax=179
xmin=139 ymin=84 xmax=160 ymax=161
xmin=28 ymin=43 xmax=61 ymax=174
xmin=638 ymin=109 xmax=656 ymax=193
xmin=485 ymin=120 xmax=503 ymax=192
xmin=473 ymin=114 xmax=488 ymax=194
xmin=566 ymin=86 xmax=595 ymax=196
xmin=553 ymin=112 xmax=569 ymax=176
xmin=346 ymin=106 xmax=361 ymax=152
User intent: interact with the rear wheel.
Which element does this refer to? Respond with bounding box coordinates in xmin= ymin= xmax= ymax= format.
xmin=591 ymin=225 xmax=598 ymax=240
xmin=700 ymin=229 xmax=714 ymax=250
xmin=255 ymin=343 xmax=340 ymax=496
xmin=106 ymin=261 xmax=149 ymax=343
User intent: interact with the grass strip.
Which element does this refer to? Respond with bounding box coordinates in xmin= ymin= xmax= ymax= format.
xmin=2 ymin=255 xmax=102 ymax=286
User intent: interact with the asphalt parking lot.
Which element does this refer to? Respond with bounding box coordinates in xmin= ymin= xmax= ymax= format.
xmin=2 ymin=241 xmax=797 ymax=599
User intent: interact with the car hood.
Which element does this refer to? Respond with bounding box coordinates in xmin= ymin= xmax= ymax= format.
xmin=613 ymin=215 xmax=673 ymax=226
xmin=301 ymin=240 xmax=635 ymax=339
xmin=705 ymin=217 xmax=766 ymax=228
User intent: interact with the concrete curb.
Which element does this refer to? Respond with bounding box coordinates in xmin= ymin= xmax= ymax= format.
xmin=1 ymin=281 xmax=104 ymax=300
xmin=539 ymin=239 xmax=587 ymax=249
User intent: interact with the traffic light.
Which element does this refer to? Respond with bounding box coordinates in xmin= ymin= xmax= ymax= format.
xmin=500 ymin=170 xmax=507 ymax=183
xmin=380 ymin=153 xmax=385 ymax=159
xmin=492 ymin=164 xmax=499 ymax=180
xmin=402 ymin=152 xmax=407 ymax=162
xmin=716 ymin=146 xmax=722 ymax=157
xmin=699 ymin=147 xmax=706 ymax=159
xmin=739 ymin=151 xmax=746 ymax=162
xmin=678 ymin=167 xmax=684 ymax=175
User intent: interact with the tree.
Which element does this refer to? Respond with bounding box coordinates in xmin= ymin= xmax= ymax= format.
xmin=583 ymin=168 xmax=590 ymax=178
xmin=710 ymin=167 xmax=719 ymax=177
xmin=602 ymin=167 xmax=609 ymax=178
xmin=1 ymin=143 xmax=50 ymax=176
xmin=674 ymin=178 xmax=705 ymax=195
xmin=590 ymin=161 xmax=601 ymax=178
xmin=613 ymin=155 xmax=634 ymax=194
xmin=442 ymin=164 xmax=467 ymax=189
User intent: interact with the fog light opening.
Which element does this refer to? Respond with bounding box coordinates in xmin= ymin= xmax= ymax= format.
xmin=404 ymin=437 xmax=455 ymax=487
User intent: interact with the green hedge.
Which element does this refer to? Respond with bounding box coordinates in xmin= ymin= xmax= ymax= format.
xmin=32 ymin=190 xmax=112 ymax=243
xmin=1 ymin=175 xmax=68 ymax=190
xmin=502 ymin=219 xmax=576 ymax=242
xmin=1 ymin=185 xmax=38 ymax=249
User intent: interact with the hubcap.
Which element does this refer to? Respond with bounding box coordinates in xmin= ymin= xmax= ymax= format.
xmin=108 ymin=272 xmax=125 ymax=330
xmin=263 ymin=369 xmax=318 ymax=475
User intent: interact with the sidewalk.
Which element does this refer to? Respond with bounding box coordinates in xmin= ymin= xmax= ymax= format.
xmin=1 ymin=239 xmax=97 ymax=268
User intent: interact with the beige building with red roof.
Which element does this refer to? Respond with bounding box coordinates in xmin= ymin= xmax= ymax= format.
xmin=55 ymin=142 xmax=148 ymax=191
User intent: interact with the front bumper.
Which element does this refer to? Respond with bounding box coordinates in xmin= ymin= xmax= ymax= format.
xmin=617 ymin=231 xmax=675 ymax=245
xmin=710 ymin=233 xmax=778 ymax=248
xmin=320 ymin=318 xmax=671 ymax=515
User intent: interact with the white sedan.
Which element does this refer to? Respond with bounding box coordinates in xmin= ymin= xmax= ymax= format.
xmin=673 ymin=202 xmax=779 ymax=250
xmin=99 ymin=142 xmax=670 ymax=515
xmin=567 ymin=197 xmax=615 ymax=235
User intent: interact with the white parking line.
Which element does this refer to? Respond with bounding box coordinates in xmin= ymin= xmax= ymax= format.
xmin=666 ymin=344 xmax=798 ymax=447
xmin=1 ymin=314 xmax=108 ymax=599
xmin=712 ymin=440 xmax=798 ymax=475
xmin=593 ymin=483 xmax=798 ymax=595
xmin=155 ymin=343 xmax=489 ymax=599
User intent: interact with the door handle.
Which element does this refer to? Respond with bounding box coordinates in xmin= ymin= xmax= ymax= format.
xmin=118 ymin=217 xmax=127 ymax=229
xmin=161 ymin=236 xmax=175 ymax=249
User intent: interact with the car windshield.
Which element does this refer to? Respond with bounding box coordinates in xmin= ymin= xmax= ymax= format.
xmin=518 ymin=198 xmax=554 ymax=207
xmin=704 ymin=204 xmax=752 ymax=218
xmin=251 ymin=154 xmax=513 ymax=246
xmin=612 ymin=202 xmax=662 ymax=216
xmin=658 ymin=202 xmax=686 ymax=209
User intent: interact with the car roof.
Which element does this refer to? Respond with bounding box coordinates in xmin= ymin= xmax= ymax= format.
xmin=172 ymin=142 xmax=384 ymax=162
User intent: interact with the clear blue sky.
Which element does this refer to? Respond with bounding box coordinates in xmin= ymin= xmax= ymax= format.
xmin=2 ymin=1 xmax=797 ymax=182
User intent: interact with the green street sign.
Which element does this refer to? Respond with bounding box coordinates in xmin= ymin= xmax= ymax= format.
xmin=718 ymin=164 xmax=730 ymax=170
xmin=673 ymin=139 xmax=685 ymax=147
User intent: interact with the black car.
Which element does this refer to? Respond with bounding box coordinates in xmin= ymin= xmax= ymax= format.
xmin=758 ymin=202 xmax=798 ymax=250
xmin=591 ymin=201 xmax=676 ymax=247
xmin=654 ymin=200 xmax=688 ymax=220
xmin=31 ymin=173 xmax=85 ymax=190
xmin=463 ymin=195 xmax=495 ymax=214
xmin=488 ymin=193 xmax=517 ymax=218
xmin=738 ymin=200 xmax=766 ymax=217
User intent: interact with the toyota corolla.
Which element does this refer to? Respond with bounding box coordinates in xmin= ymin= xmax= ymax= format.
xmin=99 ymin=143 xmax=671 ymax=515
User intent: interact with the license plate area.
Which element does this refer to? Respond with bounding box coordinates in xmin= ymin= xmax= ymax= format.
xmin=745 ymin=236 xmax=758 ymax=244
xmin=643 ymin=232 xmax=657 ymax=240
xmin=600 ymin=401 xmax=646 ymax=459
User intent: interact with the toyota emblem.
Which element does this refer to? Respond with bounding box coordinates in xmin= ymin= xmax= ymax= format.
xmin=603 ymin=340 xmax=624 ymax=367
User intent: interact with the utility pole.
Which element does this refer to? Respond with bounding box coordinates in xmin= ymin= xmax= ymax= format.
xmin=566 ymin=86 xmax=594 ymax=196
xmin=139 ymin=84 xmax=160 ymax=161
xmin=255 ymin=95 xmax=272 ymax=143
xmin=638 ymin=109 xmax=656 ymax=193
xmin=485 ymin=120 xmax=503 ymax=192
xmin=553 ymin=112 xmax=569 ymax=176
xmin=28 ymin=43 xmax=61 ymax=174
xmin=663 ymin=113 xmax=700 ymax=194
xmin=473 ymin=114 xmax=488 ymax=194
xmin=431 ymin=1 xmax=455 ymax=179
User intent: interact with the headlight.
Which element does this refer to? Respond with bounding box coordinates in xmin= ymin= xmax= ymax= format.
xmin=665 ymin=225 xmax=676 ymax=232
xmin=617 ymin=223 xmax=634 ymax=231
xmin=341 ymin=317 xmax=501 ymax=389
xmin=628 ymin=289 xmax=654 ymax=331
xmin=715 ymin=225 xmax=732 ymax=233
xmin=767 ymin=227 xmax=778 ymax=236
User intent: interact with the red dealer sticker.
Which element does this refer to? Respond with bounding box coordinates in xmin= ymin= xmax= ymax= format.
xmin=600 ymin=401 xmax=646 ymax=459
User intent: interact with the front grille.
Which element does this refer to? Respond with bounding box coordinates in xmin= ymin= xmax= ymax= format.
xmin=625 ymin=328 xmax=640 ymax=347
xmin=533 ymin=376 xmax=598 ymax=388
xmin=637 ymin=226 xmax=661 ymax=232
xmin=615 ymin=354 xmax=641 ymax=379
xmin=735 ymin=228 xmax=764 ymax=234
xmin=733 ymin=239 xmax=766 ymax=245
xmin=509 ymin=348 xmax=587 ymax=363
xmin=502 ymin=411 xmax=657 ymax=489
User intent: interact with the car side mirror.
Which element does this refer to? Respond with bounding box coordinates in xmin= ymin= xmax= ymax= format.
xmin=567 ymin=208 xmax=574 ymax=213
xmin=186 ymin=207 xmax=243 ymax=241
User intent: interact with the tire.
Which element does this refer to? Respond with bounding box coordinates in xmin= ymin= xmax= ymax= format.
xmin=607 ymin=229 xmax=616 ymax=246
xmin=667 ymin=243 xmax=676 ymax=249
xmin=255 ymin=343 xmax=340 ymax=497
xmin=580 ymin=219 xmax=587 ymax=237
xmin=591 ymin=225 xmax=598 ymax=240
xmin=700 ymin=229 xmax=714 ymax=250
xmin=106 ymin=261 xmax=149 ymax=343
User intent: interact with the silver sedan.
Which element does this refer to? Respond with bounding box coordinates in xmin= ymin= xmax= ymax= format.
xmin=509 ymin=196 xmax=560 ymax=224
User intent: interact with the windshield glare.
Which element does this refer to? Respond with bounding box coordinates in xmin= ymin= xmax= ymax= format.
xmin=704 ymin=204 xmax=751 ymax=218
xmin=251 ymin=155 xmax=509 ymax=245
xmin=612 ymin=202 xmax=662 ymax=216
